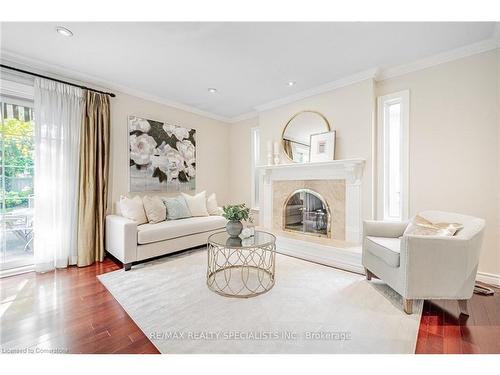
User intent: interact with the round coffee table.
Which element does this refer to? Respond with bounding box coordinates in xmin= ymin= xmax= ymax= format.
xmin=206 ymin=231 xmax=276 ymax=298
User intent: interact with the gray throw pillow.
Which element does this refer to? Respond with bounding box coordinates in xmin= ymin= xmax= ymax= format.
xmin=162 ymin=196 xmax=192 ymax=220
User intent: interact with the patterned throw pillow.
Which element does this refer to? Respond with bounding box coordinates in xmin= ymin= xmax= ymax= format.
xmin=162 ymin=196 xmax=192 ymax=220
xmin=404 ymin=215 xmax=464 ymax=237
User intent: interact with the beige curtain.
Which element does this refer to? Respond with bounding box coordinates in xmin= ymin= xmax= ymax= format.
xmin=77 ymin=91 xmax=110 ymax=267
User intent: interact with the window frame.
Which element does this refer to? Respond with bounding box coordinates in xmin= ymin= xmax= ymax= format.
xmin=376 ymin=90 xmax=410 ymax=221
xmin=250 ymin=126 xmax=260 ymax=210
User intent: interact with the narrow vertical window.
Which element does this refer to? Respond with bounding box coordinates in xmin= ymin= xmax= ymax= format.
xmin=251 ymin=127 xmax=260 ymax=209
xmin=377 ymin=90 xmax=409 ymax=221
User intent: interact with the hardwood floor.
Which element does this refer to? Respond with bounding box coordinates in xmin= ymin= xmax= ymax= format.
xmin=0 ymin=258 xmax=159 ymax=354
xmin=1 ymin=258 xmax=499 ymax=354
xmin=416 ymin=283 xmax=500 ymax=354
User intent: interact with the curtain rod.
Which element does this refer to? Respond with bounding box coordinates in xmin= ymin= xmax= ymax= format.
xmin=0 ymin=64 xmax=116 ymax=98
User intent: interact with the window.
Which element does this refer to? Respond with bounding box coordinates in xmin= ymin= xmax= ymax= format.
xmin=377 ymin=90 xmax=409 ymax=221
xmin=251 ymin=127 xmax=260 ymax=209
xmin=0 ymin=79 xmax=35 ymax=274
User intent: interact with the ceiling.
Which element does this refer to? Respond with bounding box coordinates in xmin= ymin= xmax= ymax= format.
xmin=0 ymin=22 xmax=497 ymax=120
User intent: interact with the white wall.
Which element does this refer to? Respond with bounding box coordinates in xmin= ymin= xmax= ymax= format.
xmin=229 ymin=49 xmax=500 ymax=277
xmin=257 ymin=79 xmax=376 ymax=220
xmin=109 ymin=92 xmax=231 ymax=211
xmin=228 ymin=117 xmax=258 ymax=208
xmin=377 ymin=49 xmax=500 ymax=276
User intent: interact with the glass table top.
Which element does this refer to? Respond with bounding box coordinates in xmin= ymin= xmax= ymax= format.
xmin=208 ymin=230 xmax=275 ymax=248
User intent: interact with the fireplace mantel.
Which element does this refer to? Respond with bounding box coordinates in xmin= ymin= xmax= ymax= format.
xmin=257 ymin=159 xmax=366 ymax=271
xmin=257 ymin=158 xmax=365 ymax=184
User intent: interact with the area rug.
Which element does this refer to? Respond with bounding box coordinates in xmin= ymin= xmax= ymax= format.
xmin=98 ymin=249 xmax=423 ymax=353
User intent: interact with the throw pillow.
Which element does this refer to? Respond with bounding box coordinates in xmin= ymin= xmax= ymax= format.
xmin=404 ymin=215 xmax=464 ymax=237
xmin=142 ymin=195 xmax=167 ymax=224
xmin=119 ymin=195 xmax=147 ymax=224
xmin=163 ymin=196 xmax=192 ymax=220
xmin=182 ymin=191 xmax=209 ymax=217
xmin=206 ymin=193 xmax=222 ymax=215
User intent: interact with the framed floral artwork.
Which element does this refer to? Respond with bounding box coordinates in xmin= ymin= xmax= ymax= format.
xmin=128 ymin=115 xmax=196 ymax=192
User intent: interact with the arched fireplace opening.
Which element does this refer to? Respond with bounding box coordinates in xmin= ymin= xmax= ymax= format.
xmin=283 ymin=189 xmax=330 ymax=238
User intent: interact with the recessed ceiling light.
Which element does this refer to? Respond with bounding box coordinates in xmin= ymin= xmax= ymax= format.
xmin=55 ymin=26 xmax=73 ymax=37
xmin=287 ymin=81 xmax=296 ymax=86
xmin=208 ymin=88 xmax=218 ymax=93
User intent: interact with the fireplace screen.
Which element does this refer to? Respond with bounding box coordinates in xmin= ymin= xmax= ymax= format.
xmin=283 ymin=189 xmax=330 ymax=237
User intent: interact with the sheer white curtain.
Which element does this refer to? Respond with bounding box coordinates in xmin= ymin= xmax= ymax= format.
xmin=34 ymin=78 xmax=84 ymax=272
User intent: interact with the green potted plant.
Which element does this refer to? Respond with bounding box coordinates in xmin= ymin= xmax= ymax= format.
xmin=222 ymin=204 xmax=252 ymax=237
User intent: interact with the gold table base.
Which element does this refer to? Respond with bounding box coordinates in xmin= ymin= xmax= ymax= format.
xmin=207 ymin=240 xmax=276 ymax=298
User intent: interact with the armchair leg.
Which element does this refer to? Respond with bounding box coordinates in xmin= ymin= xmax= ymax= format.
xmin=403 ymin=299 xmax=413 ymax=314
xmin=124 ymin=263 xmax=132 ymax=271
xmin=458 ymin=299 xmax=469 ymax=316
xmin=365 ymin=268 xmax=372 ymax=281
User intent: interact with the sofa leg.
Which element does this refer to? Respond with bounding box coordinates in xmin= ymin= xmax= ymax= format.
xmin=403 ymin=299 xmax=413 ymax=314
xmin=124 ymin=263 xmax=132 ymax=271
xmin=458 ymin=299 xmax=469 ymax=316
xmin=365 ymin=268 xmax=372 ymax=281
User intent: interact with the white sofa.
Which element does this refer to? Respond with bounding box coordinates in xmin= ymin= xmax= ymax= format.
xmin=362 ymin=211 xmax=485 ymax=315
xmin=105 ymin=212 xmax=227 ymax=271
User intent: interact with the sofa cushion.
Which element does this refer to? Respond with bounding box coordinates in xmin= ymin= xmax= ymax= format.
xmin=182 ymin=191 xmax=209 ymax=217
xmin=365 ymin=236 xmax=401 ymax=268
xmin=137 ymin=216 xmax=227 ymax=244
xmin=119 ymin=195 xmax=148 ymax=224
xmin=206 ymin=193 xmax=222 ymax=215
xmin=142 ymin=195 xmax=167 ymax=223
xmin=403 ymin=214 xmax=463 ymax=237
xmin=163 ymin=196 xmax=191 ymax=220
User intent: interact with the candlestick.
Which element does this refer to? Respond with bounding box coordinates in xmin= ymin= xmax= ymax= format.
xmin=273 ymin=140 xmax=280 ymax=165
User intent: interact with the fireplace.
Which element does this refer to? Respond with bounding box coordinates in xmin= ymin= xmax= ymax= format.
xmin=260 ymin=159 xmax=365 ymax=243
xmin=283 ymin=189 xmax=330 ymax=238
xmin=258 ymin=159 xmax=365 ymax=273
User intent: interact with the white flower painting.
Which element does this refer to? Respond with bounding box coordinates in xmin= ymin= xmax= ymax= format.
xmin=128 ymin=115 xmax=196 ymax=192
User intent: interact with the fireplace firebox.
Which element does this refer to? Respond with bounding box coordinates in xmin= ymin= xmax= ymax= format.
xmin=283 ymin=189 xmax=330 ymax=238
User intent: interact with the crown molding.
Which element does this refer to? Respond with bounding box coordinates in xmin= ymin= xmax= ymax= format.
xmin=227 ymin=111 xmax=259 ymax=124
xmin=0 ymin=50 xmax=233 ymax=124
xmin=251 ymin=37 xmax=500 ymax=114
xmin=376 ymin=37 xmax=500 ymax=81
xmin=253 ymin=68 xmax=378 ymax=113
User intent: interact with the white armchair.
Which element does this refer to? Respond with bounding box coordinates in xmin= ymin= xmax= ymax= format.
xmin=362 ymin=211 xmax=485 ymax=314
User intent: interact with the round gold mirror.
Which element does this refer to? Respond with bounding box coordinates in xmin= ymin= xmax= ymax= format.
xmin=281 ymin=111 xmax=330 ymax=163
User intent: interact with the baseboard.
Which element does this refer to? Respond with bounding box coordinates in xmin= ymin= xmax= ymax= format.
xmin=476 ymin=271 xmax=500 ymax=287
xmin=276 ymin=235 xmax=364 ymax=274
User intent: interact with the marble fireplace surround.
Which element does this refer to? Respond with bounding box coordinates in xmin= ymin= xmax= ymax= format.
xmin=258 ymin=158 xmax=366 ymax=273
xmin=273 ymin=180 xmax=346 ymax=241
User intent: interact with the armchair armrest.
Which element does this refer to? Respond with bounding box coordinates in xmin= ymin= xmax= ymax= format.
xmin=363 ymin=220 xmax=409 ymax=238
xmin=105 ymin=215 xmax=138 ymax=264
xmin=401 ymin=235 xmax=477 ymax=299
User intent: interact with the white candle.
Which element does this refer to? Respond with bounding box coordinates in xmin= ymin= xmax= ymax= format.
xmin=273 ymin=141 xmax=279 ymax=154
xmin=267 ymin=140 xmax=272 ymax=154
